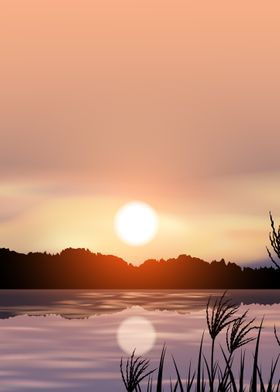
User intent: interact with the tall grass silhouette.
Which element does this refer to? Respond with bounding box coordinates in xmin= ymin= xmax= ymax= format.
xmin=267 ymin=211 xmax=280 ymax=269
xmin=206 ymin=292 xmax=239 ymax=392
xmin=120 ymin=350 xmax=156 ymax=392
xmin=120 ymin=292 xmax=280 ymax=392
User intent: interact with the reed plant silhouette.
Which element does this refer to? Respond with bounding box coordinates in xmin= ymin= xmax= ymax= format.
xmin=120 ymin=350 xmax=156 ymax=392
xmin=225 ymin=311 xmax=256 ymax=355
xmin=267 ymin=211 xmax=280 ymax=269
xmin=119 ymin=293 xmax=280 ymax=392
xmin=206 ymin=292 xmax=239 ymax=392
xmin=218 ymin=312 xmax=257 ymax=392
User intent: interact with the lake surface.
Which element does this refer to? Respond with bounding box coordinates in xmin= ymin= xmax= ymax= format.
xmin=0 ymin=290 xmax=280 ymax=391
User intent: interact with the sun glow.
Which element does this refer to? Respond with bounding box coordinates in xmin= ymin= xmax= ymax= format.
xmin=114 ymin=201 xmax=158 ymax=246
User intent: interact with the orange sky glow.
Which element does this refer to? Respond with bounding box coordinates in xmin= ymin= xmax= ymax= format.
xmin=1 ymin=1 xmax=280 ymax=265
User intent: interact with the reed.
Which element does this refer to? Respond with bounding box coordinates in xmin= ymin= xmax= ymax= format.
xmin=206 ymin=292 xmax=239 ymax=392
xmin=120 ymin=293 xmax=280 ymax=392
xmin=120 ymin=349 xmax=156 ymax=392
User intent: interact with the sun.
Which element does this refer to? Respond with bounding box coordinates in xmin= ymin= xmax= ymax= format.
xmin=114 ymin=201 xmax=158 ymax=246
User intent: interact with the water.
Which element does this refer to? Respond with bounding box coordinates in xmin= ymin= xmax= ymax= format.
xmin=0 ymin=290 xmax=279 ymax=391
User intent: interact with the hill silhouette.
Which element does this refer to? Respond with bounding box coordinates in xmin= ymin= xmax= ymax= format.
xmin=0 ymin=248 xmax=279 ymax=289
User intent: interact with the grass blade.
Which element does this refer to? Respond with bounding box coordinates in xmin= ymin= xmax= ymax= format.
xmin=196 ymin=332 xmax=204 ymax=392
xmin=172 ymin=355 xmax=184 ymax=392
xmin=221 ymin=347 xmax=237 ymax=392
xmin=156 ymin=345 xmax=167 ymax=392
xmin=250 ymin=318 xmax=264 ymax=392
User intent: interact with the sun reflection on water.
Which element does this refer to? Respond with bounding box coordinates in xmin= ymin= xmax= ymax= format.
xmin=117 ymin=316 xmax=156 ymax=355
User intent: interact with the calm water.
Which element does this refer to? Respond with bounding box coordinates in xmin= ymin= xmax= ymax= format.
xmin=0 ymin=290 xmax=280 ymax=391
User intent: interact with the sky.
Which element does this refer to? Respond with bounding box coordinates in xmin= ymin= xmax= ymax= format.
xmin=1 ymin=0 xmax=280 ymax=265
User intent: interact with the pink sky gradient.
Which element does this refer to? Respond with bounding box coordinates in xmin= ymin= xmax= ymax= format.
xmin=1 ymin=1 xmax=280 ymax=264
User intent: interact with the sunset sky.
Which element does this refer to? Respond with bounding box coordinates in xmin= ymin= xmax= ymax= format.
xmin=1 ymin=0 xmax=280 ymax=265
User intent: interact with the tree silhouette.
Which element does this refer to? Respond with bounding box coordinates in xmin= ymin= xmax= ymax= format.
xmin=266 ymin=211 xmax=280 ymax=269
xmin=0 ymin=247 xmax=279 ymax=288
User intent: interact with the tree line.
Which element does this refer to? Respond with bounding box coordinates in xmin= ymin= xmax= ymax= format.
xmin=0 ymin=247 xmax=278 ymax=289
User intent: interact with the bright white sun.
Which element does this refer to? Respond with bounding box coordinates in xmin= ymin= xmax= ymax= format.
xmin=114 ymin=201 xmax=158 ymax=246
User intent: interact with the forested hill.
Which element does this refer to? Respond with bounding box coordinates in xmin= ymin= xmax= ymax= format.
xmin=0 ymin=248 xmax=278 ymax=289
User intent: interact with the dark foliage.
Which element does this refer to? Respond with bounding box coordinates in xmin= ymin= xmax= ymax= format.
xmin=0 ymin=248 xmax=279 ymax=288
